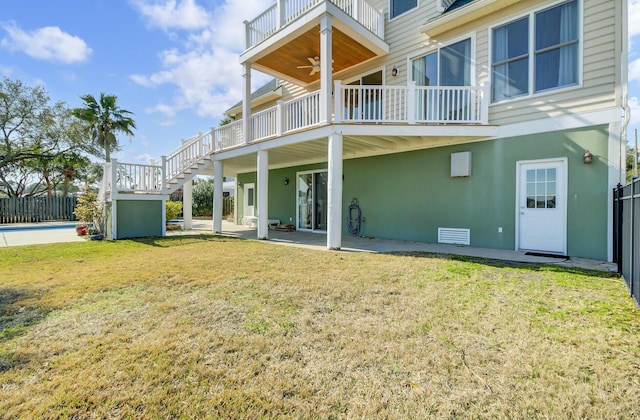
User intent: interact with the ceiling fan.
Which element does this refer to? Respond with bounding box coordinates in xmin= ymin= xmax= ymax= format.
xmin=296 ymin=56 xmax=333 ymax=76
xmin=297 ymin=56 xmax=322 ymax=76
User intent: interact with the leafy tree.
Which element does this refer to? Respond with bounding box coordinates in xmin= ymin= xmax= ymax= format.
xmin=192 ymin=178 xmax=214 ymax=216
xmin=627 ymin=147 xmax=638 ymax=183
xmin=71 ymin=93 xmax=136 ymax=162
xmin=0 ymin=78 xmax=88 ymax=197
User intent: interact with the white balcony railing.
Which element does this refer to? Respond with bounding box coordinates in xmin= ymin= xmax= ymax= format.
xmin=283 ymin=91 xmax=322 ymax=132
xmin=251 ymin=107 xmax=279 ymax=141
xmin=215 ymin=119 xmax=244 ymax=151
xmin=109 ymin=82 xmax=489 ymax=195
xmin=336 ymin=82 xmax=489 ymax=125
xmin=245 ymin=0 xmax=384 ymax=49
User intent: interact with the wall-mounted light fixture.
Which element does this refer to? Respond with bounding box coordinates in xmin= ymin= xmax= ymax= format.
xmin=391 ymin=66 xmax=399 ymax=77
xmin=583 ymin=150 xmax=593 ymax=164
xmin=284 ymin=177 xmax=290 ymax=185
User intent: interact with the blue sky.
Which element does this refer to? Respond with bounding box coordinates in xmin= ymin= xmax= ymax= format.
xmin=1 ymin=0 xmax=639 ymax=165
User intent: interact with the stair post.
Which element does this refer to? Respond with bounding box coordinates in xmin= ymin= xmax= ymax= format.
xmin=276 ymin=100 xmax=284 ymax=136
xmin=480 ymin=82 xmax=490 ymax=125
xmin=334 ymin=80 xmax=342 ymax=123
xmin=408 ymin=81 xmax=416 ymax=124
xmin=161 ymin=155 xmax=167 ymax=193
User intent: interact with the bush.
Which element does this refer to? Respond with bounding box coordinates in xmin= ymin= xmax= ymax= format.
xmin=165 ymin=201 xmax=182 ymax=222
xmin=73 ymin=186 xmax=104 ymax=233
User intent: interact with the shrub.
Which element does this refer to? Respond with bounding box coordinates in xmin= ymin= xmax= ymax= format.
xmin=165 ymin=200 xmax=182 ymax=222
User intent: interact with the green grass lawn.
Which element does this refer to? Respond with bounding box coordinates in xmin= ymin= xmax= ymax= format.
xmin=1 ymin=235 xmax=639 ymax=418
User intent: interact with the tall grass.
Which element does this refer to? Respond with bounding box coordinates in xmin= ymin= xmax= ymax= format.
xmin=1 ymin=236 xmax=639 ymax=418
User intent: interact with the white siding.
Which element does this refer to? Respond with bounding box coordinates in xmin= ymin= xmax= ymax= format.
xmin=252 ymin=0 xmax=619 ymax=127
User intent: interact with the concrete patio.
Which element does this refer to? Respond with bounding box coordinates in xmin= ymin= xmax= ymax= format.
xmin=168 ymin=219 xmax=618 ymax=272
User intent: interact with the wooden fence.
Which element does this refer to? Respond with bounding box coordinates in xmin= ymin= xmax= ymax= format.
xmin=0 ymin=196 xmax=78 ymax=223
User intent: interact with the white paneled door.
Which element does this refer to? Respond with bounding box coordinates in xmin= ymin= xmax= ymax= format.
xmin=517 ymin=158 xmax=567 ymax=254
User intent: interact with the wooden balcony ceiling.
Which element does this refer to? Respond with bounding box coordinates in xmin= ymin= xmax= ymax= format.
xmin=255 ymin=26 xmax=376 ymax=85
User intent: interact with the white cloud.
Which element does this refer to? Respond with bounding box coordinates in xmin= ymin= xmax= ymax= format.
xmin=130 ymin=0 xmax=273 ymax=121
xmin=0 ymin=22 xmax=92 ymax=63
xmin=146 ymin=103 xmax=178 ymax=118
xmin=130 ymin=0 xmax=211 ymax=31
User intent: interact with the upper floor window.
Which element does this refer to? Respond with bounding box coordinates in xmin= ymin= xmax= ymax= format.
xmin=412 ymin=38 xmax=472 ymax=87
xmin=411 ymin=38 xmax=472 ymax=121
xmin=390 ymin=0 xmax=418 ymax=19
xmin=492 ymin=0 xmax=579 ymax=102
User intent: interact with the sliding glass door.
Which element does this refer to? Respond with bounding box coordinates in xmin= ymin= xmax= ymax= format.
xmin=297 ymin=170 xmax=327 ymax=231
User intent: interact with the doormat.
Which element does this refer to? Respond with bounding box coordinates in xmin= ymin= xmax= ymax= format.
xmin=525 ymin=252 xmax=569 ymax=259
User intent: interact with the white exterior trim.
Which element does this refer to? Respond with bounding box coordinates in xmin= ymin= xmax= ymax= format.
xmin=496 ymin=107 xmax=621 ymax=139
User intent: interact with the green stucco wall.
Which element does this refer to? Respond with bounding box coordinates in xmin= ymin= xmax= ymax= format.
xmin=237 ymin=125 xmax=610 ymax=260
xmin=116 ymin=199 xmax=163 ymax=239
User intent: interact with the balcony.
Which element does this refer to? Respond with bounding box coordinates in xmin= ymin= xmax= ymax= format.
xmin=241 ymin=0 xmax=389 ymax=86
xmin=105 ymin=82 xmax=490 ymax=196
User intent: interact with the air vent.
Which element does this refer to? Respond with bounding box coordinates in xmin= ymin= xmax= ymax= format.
xmin=438 ymin=228 xmax=470 ymax=245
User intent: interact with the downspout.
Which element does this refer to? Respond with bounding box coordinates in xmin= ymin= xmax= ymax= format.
xmin=621 ymin=0 xmax=630 ymax=184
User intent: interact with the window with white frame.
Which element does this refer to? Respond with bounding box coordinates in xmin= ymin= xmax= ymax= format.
xmin=411 ymin=38 xmax=473 ymax=121
xmin=390 ymin=0 xmax=417 ymax=19
xmin=411 ymin=38 xmax=472 ymax=87
xmin=491 ymin=0 xmax=579 ymax=102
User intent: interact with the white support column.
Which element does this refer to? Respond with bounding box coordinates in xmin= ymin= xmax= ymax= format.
xmin=319 ymin=14 xmax=333 ymax=124
xmin=183 ymin=179 xmax=193 ymax=230
xmin=213 ymin=159 xmax=224 ymax=233
xmin=257 ymin=150 xmax=269 ymax=240
xmin=110 ymin=159 xmax=119 ymax=240
xmin=327 ymin=132 xmax=343 ymax=250
xmin=243 ymin=63 xmax=252 ymax=144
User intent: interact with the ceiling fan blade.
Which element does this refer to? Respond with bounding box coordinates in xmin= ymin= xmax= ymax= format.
xmin=309 ymin=68 xmax=317 ymax=76
xmin=297 ymin=65 xmax=313 ymax=69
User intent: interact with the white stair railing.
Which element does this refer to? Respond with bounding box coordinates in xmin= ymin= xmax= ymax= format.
xmin=164 ymin=131 xmax=214 ymax=183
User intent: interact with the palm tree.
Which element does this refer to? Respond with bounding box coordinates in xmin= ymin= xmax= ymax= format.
xmin=72 ymin=93 xmax=136 ymax=162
